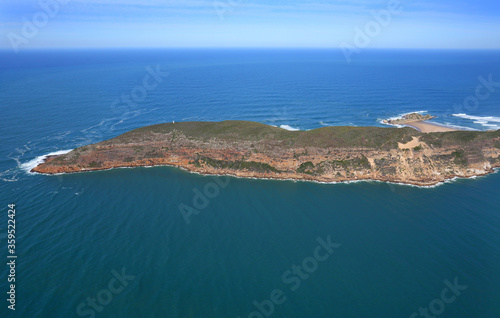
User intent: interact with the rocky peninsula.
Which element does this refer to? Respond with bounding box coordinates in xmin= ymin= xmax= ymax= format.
xmin=383 ymin=113 xmax=457 ymax=133
xmin=32 ymin=120 xmax=500 ymax=186
xmin=383 ymin=113 xmax=436 ymax=125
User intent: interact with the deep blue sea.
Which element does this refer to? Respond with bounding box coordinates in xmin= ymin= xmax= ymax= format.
xmin=1 ymin=49 xmax=500 ymax=318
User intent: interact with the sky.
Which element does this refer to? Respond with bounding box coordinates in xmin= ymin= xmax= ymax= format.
xmin=1 ymin=0 xmax=500 ymax=50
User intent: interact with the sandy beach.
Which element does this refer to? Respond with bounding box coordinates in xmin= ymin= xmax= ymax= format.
xmin=405 ymin=121 xmax=459 ymax=133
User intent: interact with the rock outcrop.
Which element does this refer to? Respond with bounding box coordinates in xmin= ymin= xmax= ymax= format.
xmin=32 ymin=121 xmax=500 ymax=186
xmin=384 ymin=113 xmax=436 ymax=125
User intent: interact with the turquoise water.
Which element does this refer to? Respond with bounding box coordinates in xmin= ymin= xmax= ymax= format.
xmin=1 ymin=49 xmax=500 ymax=317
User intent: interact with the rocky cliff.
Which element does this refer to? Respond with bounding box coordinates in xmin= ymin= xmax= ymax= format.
xmin=32 ymin=121 xmax=500 ymax=186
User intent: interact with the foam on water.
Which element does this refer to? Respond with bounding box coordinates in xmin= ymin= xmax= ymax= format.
xmin=380 ymin=111 xmax=490 ymax=131
xmin=453 ymin=113 xmax=500 ymax=130
xmin=441 ymin=122 xmax=480 ymax=131
xmin=20 ymin=149 xmax=73 ymax=173
xmin=280 ymin=124 xmax=300 ymax=131
xmin=379 ymin=110 xmax=429 ymax=128
xmin=2 ymin=50 xmax=500 ymax=318
xmin=385 ymin=110 xmax=429 ymax=121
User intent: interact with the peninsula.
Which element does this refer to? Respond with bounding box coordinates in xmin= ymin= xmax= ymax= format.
xmin=383 ymin=113 xmax=436 ymax=125
xmin=383 ymin=113 xmax=457 ymax=132
xmin=32 ymin=120 xmax=500 ymax=186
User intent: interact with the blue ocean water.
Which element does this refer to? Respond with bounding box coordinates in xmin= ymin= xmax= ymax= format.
xmin=1 ymin=49 xmax=500 ymax=317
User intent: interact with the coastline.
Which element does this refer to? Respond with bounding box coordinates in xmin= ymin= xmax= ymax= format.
xmin=381 ymin=112 xmax=462 ymax=133
xmin=28 ymin=120 xmax=500 ymax=188
xmin=20 ymin=149 xmax=74 ymax=174
xmin=29 ymin=154 xmax=500 ymax=188
xmin=404 ymin=121 xmax=459 ymax=133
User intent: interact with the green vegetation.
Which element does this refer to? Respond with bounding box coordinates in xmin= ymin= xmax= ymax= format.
xmin=380 ymin=166 xmax=397 ymax=176
xmin=124 ymin=121 xmax=288 ymax=142
xmin=452 ymin=149 xmax=468 ymax=166
xmin=421 ymin=130 xmax=500 ymax=147
xmin=293 ymin=149 xmax=309 ymax=159
xmin=44 ymin=121 xmax=500 ymax=179
xmin=88 ymin=161 xmax=101 ymax=168
xmin=331 ymin=155 xmax=371 ymax=170
xmin=107 ymin=120 xmax=499 ymax=151
xmin=193 ymin=156 xmax=281 ymax=173
xmin=145 ymin=150 xmax=163 ymax=158
xmin=297 ymin=161 xmax=315 ymax=174
xmin=112 ymin=120 xmax=425 ymax=150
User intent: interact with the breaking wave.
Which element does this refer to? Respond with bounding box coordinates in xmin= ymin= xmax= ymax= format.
xmin=280 ymin=124 xmax=300 ymax=131
xmin=379 ymin=110 xmax=429 ymax=128
xmin=20 ymin=149 xmax=73 ymax=174
xmin=453 ymin=113 xmax=500 ymax=130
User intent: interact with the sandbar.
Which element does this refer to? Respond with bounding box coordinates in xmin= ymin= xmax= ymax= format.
xmin=405 ymin=121 xmax=459 ymax=133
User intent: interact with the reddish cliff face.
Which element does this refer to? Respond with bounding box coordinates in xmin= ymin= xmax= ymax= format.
xmin=32 ymin=121 xmax=500 ymax=186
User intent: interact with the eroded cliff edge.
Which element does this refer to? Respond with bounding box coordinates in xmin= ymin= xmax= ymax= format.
xmin=32 ymin=121 xmax=500 ymax=186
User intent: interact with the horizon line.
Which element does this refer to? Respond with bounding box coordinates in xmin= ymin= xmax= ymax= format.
xmin=1 ymin=47 xmax=500 ymax=52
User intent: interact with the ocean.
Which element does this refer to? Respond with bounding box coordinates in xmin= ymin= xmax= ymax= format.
xmin=1 ymin=49 xmax=500 ymax=317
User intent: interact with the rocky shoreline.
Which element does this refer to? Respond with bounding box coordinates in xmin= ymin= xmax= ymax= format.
xmin=32 ymin=150 xmax=500 ymax=187
xmin=32 ymin=120 xmax=500 ymax=186
xmin=383 ymin=113 xmax=436 ymax=125
xmin=31 ymin=158 xmax=500 ymax=187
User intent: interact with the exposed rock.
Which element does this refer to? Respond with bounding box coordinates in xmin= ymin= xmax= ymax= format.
xmin=32 ymin=121 xmax=500 ymax=186
xmin=384 ymin=113 xmax=436 ymax=125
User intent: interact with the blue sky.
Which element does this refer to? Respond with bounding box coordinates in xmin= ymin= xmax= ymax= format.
xmin=1 ymin=0 xmax=500 ymax=49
